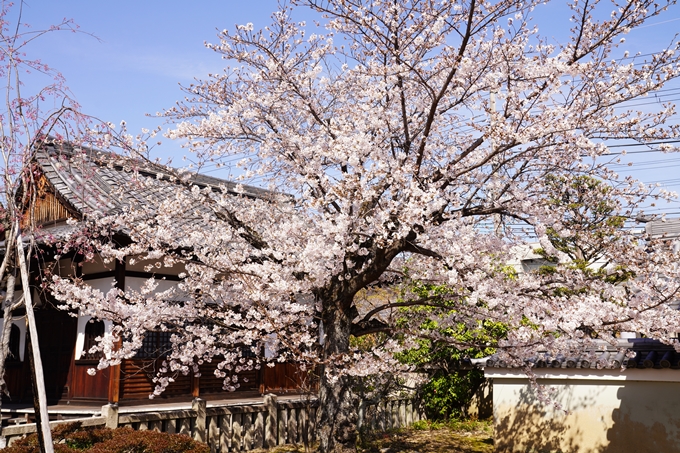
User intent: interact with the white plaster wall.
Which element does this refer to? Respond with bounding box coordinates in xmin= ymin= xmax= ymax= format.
xmin=126 ymin=255 xmax=186 ymax=274
xmin=66 ymin=274 xmax=188 ymax=360
xmin=73 ymin=277 xmax=115 ymax=360
xmin=80 ymin=255 xmax=115 ymax=275
xmin=124 ymin=276 xmax=188 ymax=300
xmin=0 ymin=316 xmax=26 ymax=361
xmin=85 ymin=277 xmax=117 ymax=294
xmin=493 ymin=377 xmax=680 ymax=453
xmin=74 ymin=314 xmax=113 ymax=360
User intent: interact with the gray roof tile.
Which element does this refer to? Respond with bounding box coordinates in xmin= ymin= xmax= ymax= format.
xmin=484 ymin=339 xmax=680 ymax=370
xmin=36 ymin=140 xmax=280 ymax=220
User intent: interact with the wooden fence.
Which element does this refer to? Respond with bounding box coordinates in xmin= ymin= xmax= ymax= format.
xmin=0 ymin=395 xmax=422 ymax=450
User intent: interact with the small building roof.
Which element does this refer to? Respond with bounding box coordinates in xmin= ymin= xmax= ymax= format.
xmin=35 ymin=140 xmax=279 ymax=220
xmin=484 ymin=339 xmax=680 ymax=371
xmin=646 ymin=218 xmax=680 ymax=239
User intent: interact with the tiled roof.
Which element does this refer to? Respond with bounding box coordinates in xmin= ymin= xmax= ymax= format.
xmin=35 ymin=140 xmax=280 ymax=219
xmin=483 ymin=339 xmax=680 ymax=370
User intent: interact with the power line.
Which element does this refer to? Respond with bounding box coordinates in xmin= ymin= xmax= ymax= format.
xmin=607 ymin=140 xmax=680 ymax=148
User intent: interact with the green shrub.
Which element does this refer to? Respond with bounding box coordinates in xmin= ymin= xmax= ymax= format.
xmin=394 ymin=279 xmax=506 ymax=421
xmin=419 ymin=369 xmax=486 ymax=420
xmin=0 ymin=423 xmax=209 ymax=453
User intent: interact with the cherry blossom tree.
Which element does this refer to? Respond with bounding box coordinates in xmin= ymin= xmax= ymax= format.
xmin=51 ymin=0 xmax=680 ymax=451
xmin=0 ymin=2 xmax=99 ymax=451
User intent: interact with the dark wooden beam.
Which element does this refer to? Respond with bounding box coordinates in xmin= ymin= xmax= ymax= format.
xmin=81 ymin=270 xmax=182 ymax=282
xmin=191 ymin=373 xmax=200 ymax=398
xmin=107 ymin=258 xmax=125 ymax=405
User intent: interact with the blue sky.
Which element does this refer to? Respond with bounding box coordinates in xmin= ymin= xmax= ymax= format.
xmin=19 ymin=0 xmax=282 ymax=162
xmin=18 ymin=1 xmax=680 ymax=214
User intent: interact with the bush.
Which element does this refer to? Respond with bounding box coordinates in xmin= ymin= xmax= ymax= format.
xmin=1 ymin=423 xmax=209 ymax=453
xmin=395 ymin=280 xmax=507 ymax=421
xmin=419 ymin=369 xmax=486 ymax=420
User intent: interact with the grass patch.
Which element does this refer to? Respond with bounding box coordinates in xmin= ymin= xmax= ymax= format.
xmin=359 ymin=418 xmax=493 ymax=453
xmin=448 ymin=417 xmax=493 ymax=433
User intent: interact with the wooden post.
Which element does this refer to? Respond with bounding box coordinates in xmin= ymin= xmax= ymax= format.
xmin=287 ymin=407 xmax=297 ymax=444
xmin=191 ymin=373 xmax=200 ymax=398
xmin=192 ymin=398 xmax=206 ymax=443
xmin=219 ymin=414 xmax=231 ymax=452
xmin=107 ymin=359 xmax=121 ymax=404
xmin=107 ymin=259 xmax=125 ymax=404
xmin=101 ymin=404 xmax=119 ymax=429
xmin=17 ymin=232 xmax=53 ymax=453
xmin=264 ymin=394 xmax=277 ymax=449
xmin=258 ymin=367 xmax=265 ymax=394
xmin=277 ymin=406 xmax=287 ymax=446
xmin=208 ymin=416 xmax=218 ymax=452
xmin=243 ymin=412 xmax=253 ymax=450
xmin=232 ymin=413 xmax=243 ymax=451
xmin=300 ymin=405 xmax=308 ymax=447
xmin=254 ymin=411 xmax=264 ymax=449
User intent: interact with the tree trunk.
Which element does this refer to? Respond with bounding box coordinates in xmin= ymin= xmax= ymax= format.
xmin=317 ymin=300 xmax=358 ymax=453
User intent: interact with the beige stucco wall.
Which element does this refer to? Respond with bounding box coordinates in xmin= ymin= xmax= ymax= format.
xmin=466 ymin=378 xmax=493 ymax=419
xmin=492 ymin=373 xmax=680 ymax=453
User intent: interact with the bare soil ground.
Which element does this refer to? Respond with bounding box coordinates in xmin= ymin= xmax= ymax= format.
xmin=252 ymin=419 xmax=494 ymax=453
xmin=359 ymin=419 xmax=494 ymax=453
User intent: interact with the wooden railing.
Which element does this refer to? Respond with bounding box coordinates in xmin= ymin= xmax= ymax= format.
xmin=358 ymin=397 xmax=422 ymax=432
xmin=0 ymin=415 xmax=107 ymax=448
xmin=0 ymin=395 xmax=422 ymax=450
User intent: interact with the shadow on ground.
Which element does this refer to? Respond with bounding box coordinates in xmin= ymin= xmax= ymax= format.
xmin=359 ymin=426 xmax=493 ymax=453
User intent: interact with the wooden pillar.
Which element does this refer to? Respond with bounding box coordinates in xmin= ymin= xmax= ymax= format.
xmin=107 ymin=258 xmax=125 ymax=404
xmin=258 ymin=367 xmax=265 ymax=394
xmin=107 ymin=352 xmax=121 ymax=404
xmin=191 ymin=372 xmax=200 ymax=398
xmin=264 ymin=393 xmax=278 ymax=449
